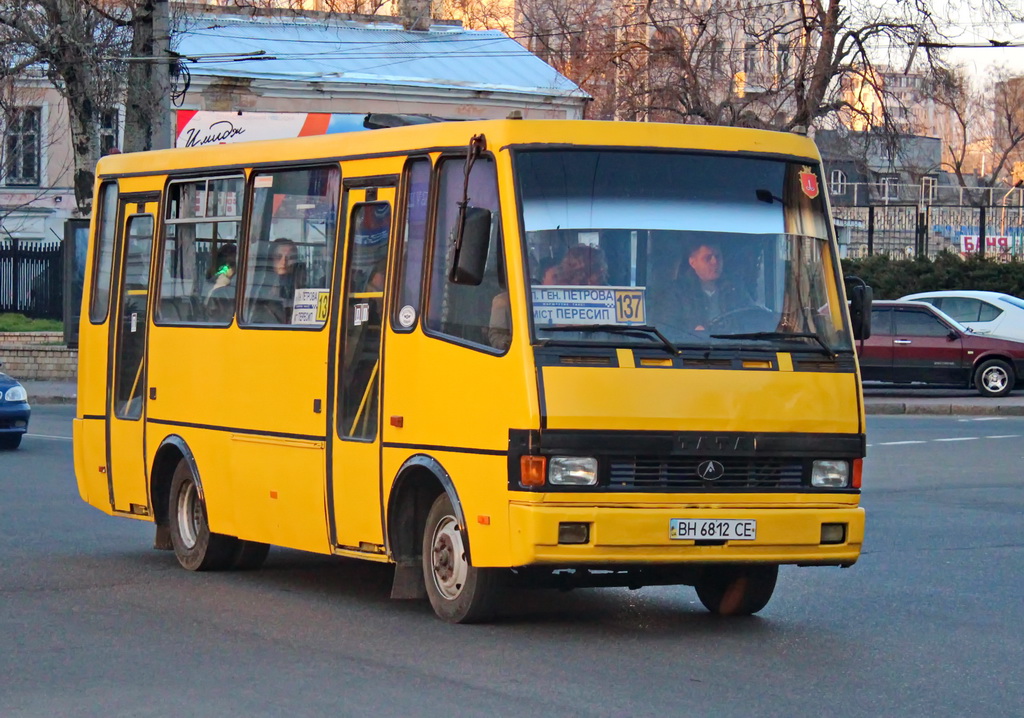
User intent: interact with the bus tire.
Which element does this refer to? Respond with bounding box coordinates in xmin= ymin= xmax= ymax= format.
xmin=974 ymin=359 xmax=1014 ymax=397
xmin=231 ymin=540 xmax=270 ymax=570
xmin=168 ymin=459 xmax=237 ymax=571
xmin=422 ymin=492 xmax=499 ymax=624
xmin=694 ymin=565 xmax=778 ymax=616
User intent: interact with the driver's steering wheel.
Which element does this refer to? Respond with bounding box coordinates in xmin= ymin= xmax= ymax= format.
xmin=706 ymin=305 xmax=777 ymax=334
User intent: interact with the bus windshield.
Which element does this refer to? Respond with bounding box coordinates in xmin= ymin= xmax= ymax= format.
xmin=515 ymin=150 xmax=853 ymax=354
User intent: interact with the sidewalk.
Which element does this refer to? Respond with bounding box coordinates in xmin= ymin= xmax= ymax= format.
xmin=22 ymin=379 xmax=77 ymax=405
xmin=20 ymin=379 xmax=1024 ymax=415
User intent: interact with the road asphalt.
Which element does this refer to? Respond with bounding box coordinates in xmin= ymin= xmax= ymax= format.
xmin=18 ymin=379 xmax=1024 ymax=415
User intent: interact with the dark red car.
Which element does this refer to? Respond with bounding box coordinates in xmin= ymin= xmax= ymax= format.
xmin=857 ymin=300 xmax=1024 ymax=397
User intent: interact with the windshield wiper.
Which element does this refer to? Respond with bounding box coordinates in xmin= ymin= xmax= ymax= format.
xmin=540 ymin=324 xmax=681 ymax=356
xmin=709 ymin=331 xmax=835 ymax=358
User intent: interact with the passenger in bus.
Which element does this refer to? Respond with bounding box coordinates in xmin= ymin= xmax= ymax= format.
xmin=205 ymin=244 xmax=237 ymax=320
xmin=263 ymin=238 xmax=307 ymax=323
xmin=488 ymin=244 xmax=609 ymax=350
xmin=656 ymin=241 xmax=752 ymax=333
xmin=546 ymin=244 xmax=608 ymax=286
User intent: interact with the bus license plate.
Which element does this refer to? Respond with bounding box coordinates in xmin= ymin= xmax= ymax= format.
xmin=669 ymin=519 xmax=757 ymax=541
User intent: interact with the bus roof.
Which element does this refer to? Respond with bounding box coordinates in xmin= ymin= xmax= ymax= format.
xmin=95 ymin=120 xmax=823 ymax=178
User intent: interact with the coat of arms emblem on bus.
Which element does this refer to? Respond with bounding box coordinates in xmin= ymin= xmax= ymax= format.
xmin=799 ymin=167 xmax=819 ymax=199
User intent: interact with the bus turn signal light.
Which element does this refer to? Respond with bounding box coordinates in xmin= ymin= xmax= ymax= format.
xmin=520 ymin=456 xmax=547 ymax=487
xmin=852 ymin=458 xmax=862 ymax=488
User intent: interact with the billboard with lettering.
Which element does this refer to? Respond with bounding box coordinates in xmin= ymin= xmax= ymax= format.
xmin=174 ymin=111 xmax=368 ymax=148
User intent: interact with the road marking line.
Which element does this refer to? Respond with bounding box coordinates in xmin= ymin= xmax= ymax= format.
xmin=959 ymin=417 xmax=1004 ymax=422
xmin=984 ymin=435 xmax=1021 ymax=439
xmin=877 ymin=440 xmax=927 ymax=445
xmin=27 ymin=434 xmax=73 ymax=441
xmin=934 ymin=437 xmax=978 ymax=442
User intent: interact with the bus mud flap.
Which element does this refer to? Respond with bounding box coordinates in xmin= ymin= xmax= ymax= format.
xmin=390 ymin=560 xmax=427 ymax=599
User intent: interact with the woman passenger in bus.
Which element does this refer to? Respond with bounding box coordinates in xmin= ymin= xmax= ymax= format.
xmin=487 ymin=244 xmax=608 ymax=350
xmin=547 ymin=244 xmax=608 ymax=286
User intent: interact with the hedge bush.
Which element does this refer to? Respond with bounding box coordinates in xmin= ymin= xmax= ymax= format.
xmin=840 ymin=253 xmax=1024 ymax=300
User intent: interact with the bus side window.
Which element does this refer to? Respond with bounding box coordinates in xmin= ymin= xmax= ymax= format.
xmin=156 ymin=177 xmax=243 ymax=326
xmin=392 ymin=158 xmax=430 ymax=331
xmin=89 ymin=182 xmax=119 ymax=323
xmin=241 ymin=166 xmax=339 ymax=327
xmin=424 ymin=156 xmax=506 ymax=350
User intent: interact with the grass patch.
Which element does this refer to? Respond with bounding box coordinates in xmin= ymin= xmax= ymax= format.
xmin=0 ymin=313 xmax=64 ymax=332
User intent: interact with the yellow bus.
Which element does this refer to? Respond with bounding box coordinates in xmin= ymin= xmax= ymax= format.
xmin=74 ymin=119 xmax=870 ymax=623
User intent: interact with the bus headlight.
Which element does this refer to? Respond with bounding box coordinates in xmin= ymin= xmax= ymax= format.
xmin=4 ymin=385 xmax=27 ymax=402
xmin=549 ymin=456 xmax=598 ymax=486
xmin=811 ymin=460 xmax=849 ymax=488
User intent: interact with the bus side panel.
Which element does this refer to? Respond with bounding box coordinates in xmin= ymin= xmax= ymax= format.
xmin=382 ymin=449 xmax=513 ymax=567
xmin=146 ymin=325 xmax=332 ymax=554
xmin=381 ymin=332 xmax=536 ymax=568
xmin=73 ymin=417 xmax=111 ymax=512
xmin=228 ymin=434 xmax=328 ymax=553
xmin=225 ymin=330 xmax=331 ymax=553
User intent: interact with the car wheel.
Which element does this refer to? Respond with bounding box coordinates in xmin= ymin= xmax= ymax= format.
xmin=0 ymin=434 xmax=22 ymax=450
xmin=694 ymin=565 xmax=778 ymax=616
xmin=168 ymin=459 xmax=238 ymax=571
xmin=422 ymin=492 xmax=500 ymax=623
xmin=974 ymin=359 xmax=1014 ymax=398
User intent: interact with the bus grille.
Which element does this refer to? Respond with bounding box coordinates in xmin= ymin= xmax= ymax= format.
xmin=607 ymin=457 xmax=805 ymax=490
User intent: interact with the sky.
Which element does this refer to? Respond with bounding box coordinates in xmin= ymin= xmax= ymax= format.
xmin=941 ymin=12 xmax=1024 ymax=78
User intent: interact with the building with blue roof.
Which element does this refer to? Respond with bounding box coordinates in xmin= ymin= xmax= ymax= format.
xmin=172 ymin=7 xmax=589 ymax=147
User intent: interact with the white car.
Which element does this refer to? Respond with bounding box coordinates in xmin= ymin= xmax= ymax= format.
xmin=898 ymin=290 xmax=1024 ymax=341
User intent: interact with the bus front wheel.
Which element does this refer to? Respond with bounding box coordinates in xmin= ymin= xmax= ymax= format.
xmin=168 ymin=459 xmax=237 ymax=571
xmin=694 ymin=565 xmax=778 ymax=616
xmin=422 ymin=493 xmax=499 ymax=623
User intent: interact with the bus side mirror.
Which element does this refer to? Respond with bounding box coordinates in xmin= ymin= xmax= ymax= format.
xmin=846 ymin=275 xmax=872 ymax=341
xmin=449 ymin=206 xmax=492 ymax=285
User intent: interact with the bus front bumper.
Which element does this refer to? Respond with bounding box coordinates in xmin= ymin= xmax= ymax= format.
xmin=507 ymin=501 xmax=864 ymax=567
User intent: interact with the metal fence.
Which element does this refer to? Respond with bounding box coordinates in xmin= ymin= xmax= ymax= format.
xmin=0 ymin=238 xmax=64 ymax=319
xmin=833 ymin=182 xmax=1024 ymax=209
xmin=833 ymin=204 xmax=1024 ymax=260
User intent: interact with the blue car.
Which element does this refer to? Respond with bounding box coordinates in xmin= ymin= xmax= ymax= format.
xmin=0 ymin=365 xmax=30 ymax=450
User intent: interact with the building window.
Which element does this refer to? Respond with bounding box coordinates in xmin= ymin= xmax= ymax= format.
xmin=710 ymin=39 xmax=724 ymax=74
xmin=100 ymin=109 xmax=119 ymax=155
xmin=830 ymin=169 xmax=847 ymax=196
xmin=744 ymin=42 xmax=757 ymax=74
xmin=4 ymin=107 xmax=41 ymax=186
xmin=776 ymin=43 xmax=790 ymax=77
xmin=877 ymin=175 xmax=900 ymax=201
xmin=921 ymin=176 xmax=937 ymax=202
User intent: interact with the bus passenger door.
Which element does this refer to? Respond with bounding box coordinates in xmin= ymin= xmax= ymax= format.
xmin=330 ymin=187 xmax=395 ymax=551
xmin=107 ymin=199 xmax=158 ymax=515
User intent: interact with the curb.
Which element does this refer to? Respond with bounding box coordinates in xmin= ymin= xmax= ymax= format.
xmin=865 ymin=402 xmax=1024 ymax=416
xmin=30 ymin=396 xmax=76 ymax=406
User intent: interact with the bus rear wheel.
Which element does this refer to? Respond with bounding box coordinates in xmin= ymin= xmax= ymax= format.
xmin=168 ymin=459 xmax=237 ymax=571
xmin=422 ymin=493 xmax=499 ymax=624
xmin=694 ymin=565 xmax=778 ymax=616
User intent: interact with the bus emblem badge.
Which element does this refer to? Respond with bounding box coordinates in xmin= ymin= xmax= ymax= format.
xmin=799 ymin=169 xmax=819 ymax=199
xmin=696 ymin=460 xmax=725 ymax=481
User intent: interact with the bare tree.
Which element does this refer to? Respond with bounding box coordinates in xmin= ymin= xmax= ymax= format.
xmin=930 ymin=64 xmax=1024 ymax=207
xmin=505 ymin=0 xmax=1024 ymax=131
xmin=0 ymin=1 xmax=131 ymax=214
xmin=216 ymin=0 xmax=394 ymax=17
xmin=515 ymin=0 xmax=619 ymax=118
